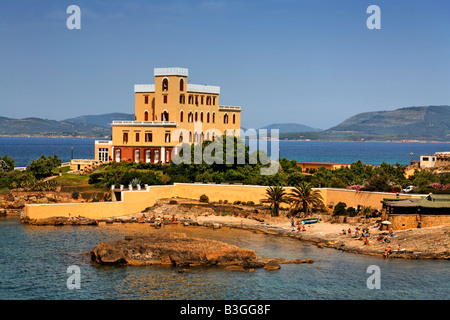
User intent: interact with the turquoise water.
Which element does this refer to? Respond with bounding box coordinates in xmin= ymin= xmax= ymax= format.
xmin=0 ymin=216 xmax=448 ymax=300
xmin=0 ymin=137 xmax=448 ymax=167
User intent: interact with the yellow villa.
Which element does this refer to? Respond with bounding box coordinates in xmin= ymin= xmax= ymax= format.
xmin=95 ymin=67 xmax=242 ymax=163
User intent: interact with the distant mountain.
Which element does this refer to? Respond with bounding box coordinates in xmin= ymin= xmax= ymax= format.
xmin=64 ymin=112 xmax=134 ymax=128
xmin=0 ymin=116 xmax=110 ymax=138
xmin=259 ymin=123 xmax=322 ymax=133
xmin=326 ymin=105 xmax=450 ymax=140
xmin=278 ymin=106 xmax=450 ymax=141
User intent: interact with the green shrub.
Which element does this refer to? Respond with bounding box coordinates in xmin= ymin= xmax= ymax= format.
xmin=333 ymin=202 xmax=347 ymax=216
xmin=71 ymin=191 xmax=79 ymax=200
xmin=199 ymin=194 xmax=209 ymax=203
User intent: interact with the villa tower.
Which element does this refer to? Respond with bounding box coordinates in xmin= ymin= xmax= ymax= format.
xmin=95 ymin=67 xmax=242 ymax=163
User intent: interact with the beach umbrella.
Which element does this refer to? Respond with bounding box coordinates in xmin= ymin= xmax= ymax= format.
xmin=382 ymin=221 xmax=392 ymax=224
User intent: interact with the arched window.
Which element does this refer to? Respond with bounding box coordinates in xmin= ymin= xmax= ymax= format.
xmin=179 ymin=131 xmax=183 ymax=143
xmin=144 ymin=111 xmax=149 ymax=121
xmin=212 ymin=132 xmax=215 ymax=141
xmin=154 ymin=149 xmax=160 ymax=163
xmin=195 ymin=111 xmax=198 ymax=122
xmin=165 ymin=149 xmax=170 ymax=163
xmin=146 ymin=149 xmax=151 ymax=163
xmin=212 ymin=112 xmax=215 ymax=123
xmin=161 ymin=110 xmax=169 ymax=121
xmin=200 ymin=112 xmax=204 ymax=122
xmin=179 ymin=78 xmax=184 ymax=91
xmin=162 ymin=78 xmax=168 ymax=91
xmin=115 ymin=148 xmax=121 ymax=162
xmin=201 ymin=132 xmax=204 ymax=143
xmin=206 ymin=132 xmax=210 ymax=140
xmin=179 ymin=94 xmax=185 ymax=104
xmin=135 ymin=149 xmax=140 ymax=163
xmin=207 ymin=112 xmax=210 ymax=123
xmin=224 ymin=113 xmax=229 ymax=124
xmin=232 ymin=113 xmax=236 ymax=124
xmin=194 ymin=132 xmax=198 ymax=143
xmin=180 ymin=110 xmax=184 ymax=122
xmin=188 ymin=111 xmax=193 ymax=123
xmin=189 ymin=131 xmax=192 ymax=143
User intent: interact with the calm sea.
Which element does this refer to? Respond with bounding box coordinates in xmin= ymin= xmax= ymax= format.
xmin=0 ymin=137 xmax=449 ymax=167
xmin=0 ymin=217 xmax=448 ymax=300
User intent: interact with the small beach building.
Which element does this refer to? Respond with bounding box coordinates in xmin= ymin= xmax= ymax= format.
xmin=94 ymin=67 xmax=242 ymax=163
xmin=297 ymin=162 xmax=351 ymax=172
xmin=382 ymin=194 xmax=450 ymax=230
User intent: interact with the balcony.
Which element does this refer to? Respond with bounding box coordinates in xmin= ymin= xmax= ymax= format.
xmin=218 ymin=106 xmax=242 ymax=111
xmin=112 ymin=121 xmax=177 ymax=127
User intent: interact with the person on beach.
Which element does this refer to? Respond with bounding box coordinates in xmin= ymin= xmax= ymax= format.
xmin=291 ymin=218 xmax=295 ymax=227
xmin=348 ymin=228 xmax=352 ymax=237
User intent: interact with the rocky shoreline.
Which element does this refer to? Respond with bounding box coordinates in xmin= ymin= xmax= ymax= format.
xmin=12 ymin=197 xmax=450 ymax=260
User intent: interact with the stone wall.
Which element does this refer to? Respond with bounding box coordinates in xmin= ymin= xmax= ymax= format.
xmin=389 ymin=214 xmax=450 ymax=230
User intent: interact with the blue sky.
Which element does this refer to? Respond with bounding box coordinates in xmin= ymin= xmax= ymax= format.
xmin=1 ymin=0 xmax=449 ymax=129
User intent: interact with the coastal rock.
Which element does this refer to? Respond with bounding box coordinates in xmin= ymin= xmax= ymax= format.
xmin=22 ymin=216 xmax=98 ymax=226
xmin=90 ymin=232 xmax=258 ymax=267
xmin=263 ymin=260 xmax=281 ymax=270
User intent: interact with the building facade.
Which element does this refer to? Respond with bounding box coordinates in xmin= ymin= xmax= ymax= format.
xmin=95 ymin=68 xmax=242 ymax=163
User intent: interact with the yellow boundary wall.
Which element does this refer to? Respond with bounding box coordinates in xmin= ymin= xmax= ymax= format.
xmin=24 ymin=183 xmax=424 ymax=220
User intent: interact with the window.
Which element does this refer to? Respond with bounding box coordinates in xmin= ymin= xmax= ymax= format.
xmin=201 ymin=96 xmax=204 ymax=105
xmin=135 ymin=149 xmax=140 ymax=163
xmin=206 ymin=96 xmax=211 ymax=105
xmin=212 ymin=112 xmax=215 ymax=123
xmin=98 ymin=148 xmax=109 ymax=162
xmin=195 ymin=112 xmax=198 ymax=122
xmin=180 ymin=78 xmax=184 ymax=91
xmin=144 ymin=96 xmax=149 ymax=104
xmin=154 ymin=149 xmax=160 ymax=163
xmin=145 ymin=132 xmax=153 ymax=142
xmin=165 ymin=132 xmax=171 ymax=143
xmin=423 ymin=157 xmax=429 ymax=161
xmin=180 ymin=110 xmax=184 ymax=122
xmin=213 ymin=97 xmax=216 ymax=105
xmin=188 ymin=95 xmax=193 ymax=104
xmin=194 ymin=132 xmax=198 ymax=143
xmin=179 ymin=131 xmax=183 ymax=143
xmin=144 ymin=111 xmax=149 ymax=121
xmin=162 ymin=78 xmax=168 ymax=91
xmin=200 ymin=112 xmax=203 ymax=122
xmin=212 ymin=132 xmax=215 ymax=141
xmin=146 ymin=149 xmax=151 ymax=163
xmin=224 ymin=113 xmax=229 ymax=124
xmin=123 ymin=132 xmax=128 ymax=143
xmin=163 ymin=95 xmax=168 ymax=104
xmin=207 ymin=112 xmax=210 ymax=123
xmin=189 ymin=131 xmax=192 ymax=143
xmin=165 ymin=149 xmax=170 ymax=163
xmin=161 ymin=111 xmax=169 ymax=121
xmin=195 ymin=96 xmax=198 ymax=106
xmin=135 ymin=132 xmax=140 ymax=142
xmin=179 ymin=94 xmax=185 ymax=104
xmin=188 ymin=111 xmax=193 ymax=123
xmin=233 ymin=113 xmax=236 ymax=124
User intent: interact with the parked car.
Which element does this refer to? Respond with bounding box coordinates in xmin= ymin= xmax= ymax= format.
xmin=402 ymin=185 xmax=416 ymax=193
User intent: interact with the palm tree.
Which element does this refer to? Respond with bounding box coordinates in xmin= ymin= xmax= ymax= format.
xmin=289 ymin=181 xmax=324 ymax=216
xmin=260 ymin=186 xmax=290 ymax=217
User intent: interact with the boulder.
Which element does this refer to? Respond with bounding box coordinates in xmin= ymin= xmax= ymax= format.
xmin=90 ymin=232 xmax=258 ymax=267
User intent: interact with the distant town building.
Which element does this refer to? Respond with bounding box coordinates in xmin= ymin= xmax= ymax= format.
xmin=419 ymin=152 xmax=450 ymax=169
xmin=95 ymin=68 xmax=242 ymax=163
xmin=297 ymin=162 xmax=351 ymax=172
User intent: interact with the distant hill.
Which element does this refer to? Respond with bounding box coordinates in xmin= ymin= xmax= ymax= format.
xmin=0 ymin=116 xmax=110 ymax=138
xmin=325 ymin=105 xmax=450 ymax=141
xmin=64 ymin=113 xmax=134 ymax=128
xmin=278 ymin=105 xmax=450 ymax=141
xmin=259 ymin=123 xmax=322 ymax=133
